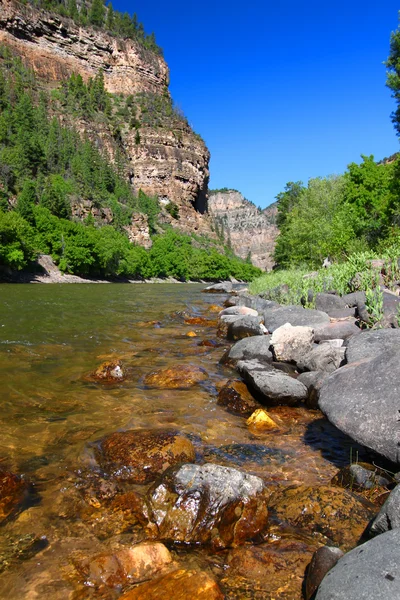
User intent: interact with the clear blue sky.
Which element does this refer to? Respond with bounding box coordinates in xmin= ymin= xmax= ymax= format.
xmin=114 ymin=0 xmax=400 ymax=208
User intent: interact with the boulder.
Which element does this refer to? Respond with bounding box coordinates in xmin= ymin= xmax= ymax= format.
xmin=97 ymin=429 xmax=196 ymax=483
xmin=297 ymin=371 xmax=329 ymax=409
xmin=269 ymin=484 xmax=374 ymax=550
xmin=270 ymin=323 xmax=314 ymax=363
xmin=342 ymin=290 xmax=366 ymax=307
xmin=119 ymin=569 xmax=224 ymax=600
xmin=297 ymin=344 xmax=345 ymax=374
xmin=237 ymin=360 xmax=307 ymax=406
xmin=370 ymin=483 xmax=400 ymax=535
xmin=203 ymin=282 xmax=232 ymax=293
xmin=85 ymin=542 xmax=173 ymax=587
xmin=228 ymin=315 xmax=266 ymax=340
xmin=221 ymin=335 xmax=272 ymax=365
xmin=217 ymin=379 xmax=261 ymax=416
xmin=314 ymin=321 xmax=360 ymax=342
xmin=305 ymin=546 xmax=344 ymax=600
xmin=382 ymin=290 xmax=400 ymax=327
xmin=315 ymin=529 xmax=400 ymax=600
xmin=0 ymin=469 xmax=29 ymax=523
xmin=346 ymin=328 xmax=400 ymax=364
xmin=219 ymin=306 xmax=259 ymax=317
xmin=90 ymin=360 xmax=125 ymax=383
xmin=143 ymin=463 xmax=268 ymax=549
xmin=315 ymin=293 xmax=346 ymax=315
xmin=143 ymin=365 xmax=208 ymax=388
xmin=237 ymin=294 xmax=280 ymax=313
xmin=318 ymin=349 xmax=400 ymax=464
xmin=327 ymin=308 xmax=357 ymax=319
xmin=264 ymin=305 xmax=330 ymax=333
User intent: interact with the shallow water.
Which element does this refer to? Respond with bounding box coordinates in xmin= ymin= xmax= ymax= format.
xmin=0 ymin=284 xmax=370 ymax=599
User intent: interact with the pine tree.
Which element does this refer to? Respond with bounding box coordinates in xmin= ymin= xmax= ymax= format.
xmin=89 ymin=0 xmax=105 ymax=27
xmin=106 ymin=2 xmax=114 ymax=30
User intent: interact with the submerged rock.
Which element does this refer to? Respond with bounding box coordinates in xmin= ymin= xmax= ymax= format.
xmin=143 ymin=463 xmax=269 ymax=549
xmin=246 ymin=408 xmax=279 ymax=431
xmin=217 ymin=379 xmax=260 ymax=416
xmin=0 ymin=470 xmax=29 ymax=523
xmin=269 ymin=484 xmax=374 ymax=550
xmin=97 ymin=429 xmax=196 ymax=483
xmin=90 ymin=360 xmax=126 ymax=383
xmin=143 ymin=365 xmax=208 ymax=388
xmin=119 ymin=569 xmax=224 ymax=600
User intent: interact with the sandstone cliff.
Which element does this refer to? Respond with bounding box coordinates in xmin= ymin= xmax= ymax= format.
xmin=0 ymin=0 xmax=211 ymax=237
xmin=208 ymin=190 xmax=279 ymax=271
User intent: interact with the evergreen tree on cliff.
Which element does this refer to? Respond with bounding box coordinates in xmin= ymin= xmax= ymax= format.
xmin=89 ymin=0 xmax=106 ymax=27
xmin=386 ymin=17 xmax=400 ymax=135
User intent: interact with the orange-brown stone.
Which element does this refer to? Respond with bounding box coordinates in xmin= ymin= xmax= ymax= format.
xmin=0 ymin=469 xmax=28 ymax=523
xmin=144 ymin=365 xmax=208 ymax=389
xmin=119 ymin=569 xmax=224 ymax=600
xmin=89 ymin=360 xmax=125 ymax=383
xmin=217 ymin=379 xmax=260 ymax=416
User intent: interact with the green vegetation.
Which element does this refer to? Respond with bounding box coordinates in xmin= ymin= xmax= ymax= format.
xmin=0 ymin=47 xmax=260 ymax=281
xmin=21 ymin=0 xmax=163 ymax=55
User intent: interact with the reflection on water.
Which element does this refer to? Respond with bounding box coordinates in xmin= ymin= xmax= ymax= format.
xmin=0 ymin=284 xmax=370 ymax=599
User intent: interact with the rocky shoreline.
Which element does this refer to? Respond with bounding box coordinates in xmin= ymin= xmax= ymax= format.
xmin=1 ymin=282 xmax=399 ymax=599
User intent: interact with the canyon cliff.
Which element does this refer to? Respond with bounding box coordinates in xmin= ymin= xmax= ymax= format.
xmin=208 ymin=190 xmax=279 ymax=271
xmin=0 ymin=0 xmax=211 ymax=237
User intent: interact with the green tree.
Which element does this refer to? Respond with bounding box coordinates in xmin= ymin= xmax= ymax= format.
xmin=89 ymin=0 xmax=105 ymax=27
xmin=16 ymin=179 xmax=36 ymax=224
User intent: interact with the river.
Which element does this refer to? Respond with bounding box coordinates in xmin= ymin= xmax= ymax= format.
xmin=0 ymin=284 xmax=370 ymax=599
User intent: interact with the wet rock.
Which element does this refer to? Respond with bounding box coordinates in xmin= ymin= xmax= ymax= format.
xmin=0 ymin=470 xmax=29 ymax=523
xmin=203 ymin=282 xmax=232 ymax=293
xmin=228 ymin=315 xmax=267 ymax=340
xmin=315 ymin=293 xmax=347 ymax=315
xmin=297 ymin=371 xmax=329 ymax=409
xmin=221 ymin=335 xmax=272 ymax=365
xmin=224 ymin=538 xmax=320 ymax=600
xmin=90 ymin=360 xmax=125 ymax=383
xmin=97 ymin=429 xmax=196 ymax=483
xmin=204 ymin=443 xmax=289 ymax=467
xmin=186 ymin=331 xmax=197 ymax=337
xmin=270 ymin=323 xmax=314 ymax=363
xmin=305 ymin=546 xmax=344 ymax=600
xmin=319 ymin=349 xmax=400 ymax=464
xmin=85 ymin=542 xmax=173 ymax=587
xmin=219 ymin=306 xmax=259 ymax=317
xmin=315 ymin=529 xmax=400 ymax=600
xmin=119 ymin=569 xmax=224 ymax=600
xmin=246 ymin=408 xmax=279 ymax=431
xmin=264 ymin=305 xmax=330 ymax=333
xmin=370 ymin=483 xmax=400 ymax=534
xmin=143 ymin=365 xmax=208 ymax=388
xmin=217 ymin=379 xmax=260 ymax=416
xmin=0 ymin=533 xmax=48 ymax=574
xmin=207 ymin=304 xmax=223 ymax=313
xmin=314 ymin=320 xmax=360 ymax=342
xmin=269 ymin=484 xmax=374 ymax=550
xmin=143 ymin=463 xmax=268 ymax=549
xmin=332 ymin=462 xmax=393 ymax=493
xmin=297 ymin=344 xmax=345 ymax=374
xmin=184 ymin=317 xmax=217 ymax=326
xmin=346 ymin=328 xmax=400 ymax=364
xmin=238 ymin=359 xmax=307 ymax=406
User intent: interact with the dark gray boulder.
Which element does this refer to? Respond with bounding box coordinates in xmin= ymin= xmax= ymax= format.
xmin=222 ymin=335 xmax=273 ymax=365
xmin=314 ymin=321 xmax=360 ymax=342
xmin=228 ymin=315 xmax=266 ymax=340
xmin=370 ymin=483 xmax=400 ymax=535
xmin=238 ymin=294 xmax=280 ymax=313
xmin=346 ymin=328 xmax=400 ymax=363
xmin=326 ymin=308 xmax=357 ymax=319
xmin=264 ymin=305 xmax=330 ymax=333
xmin=315 ymin=293 xmax=346 ymax=315
xmin=305 ymin=546 xmax=344 ymax=600
xmin=318 ymin=349 xmax=400 ymax=464
xmin=382 ymin=290 xmax=400 ymax=327
xmin=237 ymin=360 xmax=307 ymax=405
xmin=298 ymin=371 xmax=329 ymax=409
xmin=203 ymin=282 xmax=233 ymax=293
xmin=297 ymin=344 xmax=345 ymax=374
xmin=342 ymin=291 xmax=366 ymax=307
xmin=315 ymin=529 xmax=400 ymax=600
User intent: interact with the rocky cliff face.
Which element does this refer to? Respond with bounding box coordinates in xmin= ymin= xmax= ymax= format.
xmin=0 ymin=0 xmax=211 ymax=236
xmin=208 ymin=191 xmax=279 ymax=271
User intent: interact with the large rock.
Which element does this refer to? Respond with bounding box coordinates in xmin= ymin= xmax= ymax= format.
xmin=382 ymin=290 xmax=400 ymax=327
xmin=269 ymin=484 xmax=374 ymax=550
xmin=237 ymin=360 xmax=308 ymax=405
xmin=222 ymin=335 xmax=272 ymax=365
xmin=297 ymin=371 xmax=329 ymax=409
xmin=315 ymin=529 xmax=400 ymax=600
xmin=119 ymin=569 xmax=224 ymax=600
xmin=0 ymin=469 xmax=29 ymax=523
xmin=264 ymin=305 xmax=330 ymax=333
xmin=270 ymin=323 xmax=314 ymax=363
xmin=219 ymin=306 xmax=259 ymax=317
xmin=89 ymin=360 xmax=126 ymax=383
xmin=217 ymin=379 xmax=261 ymax=416
xmin=297 ymin=344 xmax=345 ymax=373
xmin=346 ymin=328 xmax=400 ymax=364
xmin=228 ymin=315 xmax=266 ymax=340
xmin=314 ymin=320 xmax=360 ymax=342
xmin=143 ymin=463 xmax=269 ymax=549
xmin=203 ymin=282 xmax=232 ymax=293
xmin=97 ymin=429 xmax=196 ymax=483
xmin=315 ymin=293 xmax=346 ymax=315
xmin=305 ymin=546 xmax=344 ymax=600
xmin=318 ymin=349 xmax=400 ymax=464
xmin=370 ymin=483 xmax=400 ymax=534
xmin=143 ymin=365 xmax=208 ymax=388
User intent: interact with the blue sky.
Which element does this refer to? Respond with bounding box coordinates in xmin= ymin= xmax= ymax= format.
xmin=114 ymin=1 xmax=400 ymax=208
